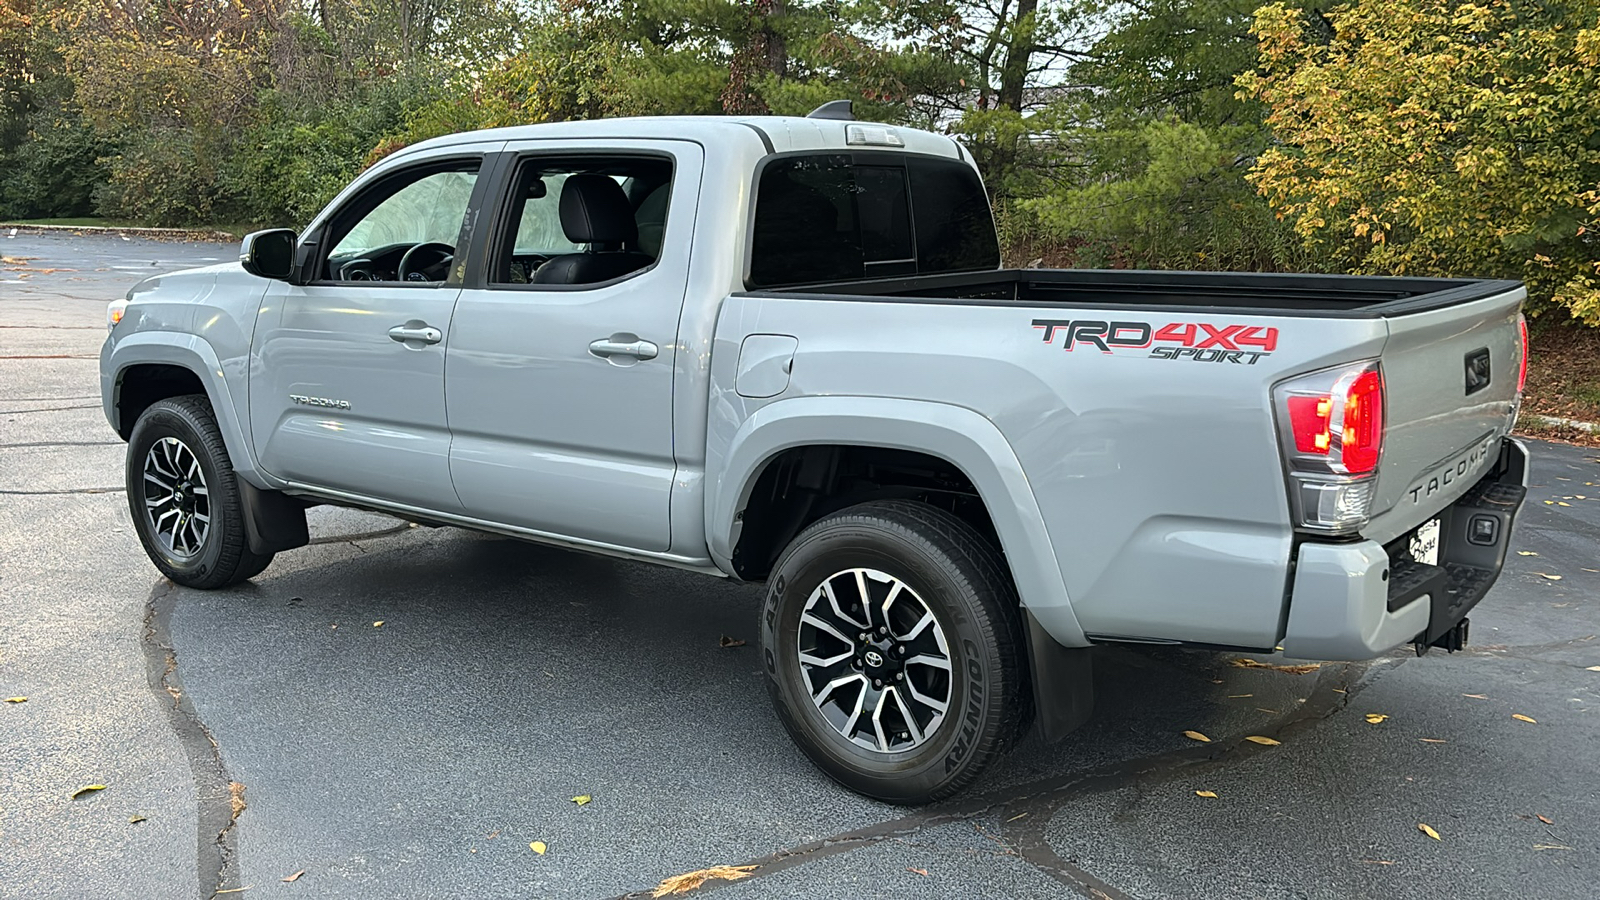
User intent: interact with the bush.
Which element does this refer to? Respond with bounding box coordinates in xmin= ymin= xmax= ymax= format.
xmin=0 ymin=110 xmax=110 ymax=219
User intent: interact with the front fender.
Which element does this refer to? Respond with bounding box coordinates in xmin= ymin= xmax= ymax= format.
xmin=706 ymin=395 xmax=1088 ymax=648
xmin=102 ymin=331 xmax=269 ymax=486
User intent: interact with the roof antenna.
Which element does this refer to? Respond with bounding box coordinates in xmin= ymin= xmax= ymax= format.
xmin=807 ymin=100 xmax=855 ymax=121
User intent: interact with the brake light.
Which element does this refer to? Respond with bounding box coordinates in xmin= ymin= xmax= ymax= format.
xmin=1273 ymin=361 xmax=1385 ymax=534
xmin=1517 ymin=315 xmax=1528 ymax=394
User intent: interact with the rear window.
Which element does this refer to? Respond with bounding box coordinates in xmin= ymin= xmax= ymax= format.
xmin=748 ymin=153 xmax=999 ymax=288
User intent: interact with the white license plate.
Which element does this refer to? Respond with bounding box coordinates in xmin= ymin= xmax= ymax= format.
xmin=1410 ymin=518 xmax=1441 ymax=566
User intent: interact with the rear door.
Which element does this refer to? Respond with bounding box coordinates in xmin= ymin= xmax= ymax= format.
xmin=1364 ymin=287 xmax=1525 ymax=542
xmin=250 ymin=147 xmax=497 ymax=511
xmin=444 ymin=139 xmax=703 ymax=552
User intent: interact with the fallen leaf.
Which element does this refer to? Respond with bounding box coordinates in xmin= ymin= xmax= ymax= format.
xmin=129 ymin=814 xmax=147 ymax=824
xmin=1463 ymin=693 xmax=1489 ymax=699
xmin=1005 ymin=812 xmax=1028 ymax=822
xmin=1226 ymin=693 xmax=1253 ymax=698
xmin=529 ymin=841 xmax=547 ymax=855
xmin=3 ymin=697 xmax=25 ymax=703
xmin=1512 ymin=713 xmax=1537 ymax=724
xmin=1537 ymin=814 xmax=1554 ymax=825
xmin=282 ymin=870 xmax=305 ymax=883
xmin=651 ymin=865 xmax=758 ymax=896
xmin=1557 ymin=502 xmax=1571 ymax=507
xmin=229 ymin=782 xmax=247 ymax=818
xmin=1536 ymin=573 xmax=1563 ymax=581
xmin=1535 ymin=843 xmax=1573 ymax=851
xmin=1195 ymin=790 xmax=1218 ymax=798
xmin=1586 ymin=666 xmax=1600 ymax=672
xmin=1365 ymin=713 xmax=1389 ymax=724
xmin=372 ymin=621 xmax=384 ymax=627
xmin=1362 ymin=859 xmax=1396 ymax=865
xmin=1419 ymin=823 xmax=1441 ymax=841
xmin=1419 ymin=738 xmax=1447 ymax=744
xmin=1517 ymin=551 xmax=1539 ymax=556
xmin=571 ymin=795 xmax=592 ymax=806
xmin=1244 ymin=735 xmax=1281 ymax=746
xmin=1183 ymin=730 xmax=1211 ymax=742
xmin=907 ymin=867 xmax=929 ymax=876
xmin=1230 ymin=658 xmax=1320 ymax=674
xmin=71 ymin=784 xmax=106 ymax=799
xmin=213 ymin=888 xmax=251 ymax=895
xmin=718 ymin=635 xmax=746 ymax=648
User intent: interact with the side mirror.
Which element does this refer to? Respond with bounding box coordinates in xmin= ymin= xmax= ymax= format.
xmin=240 ymin=229 xmax=298 ymax=281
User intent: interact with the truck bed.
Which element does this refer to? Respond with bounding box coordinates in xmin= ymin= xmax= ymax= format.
xmin=754 ymin=268 xmax=1521 ymax=317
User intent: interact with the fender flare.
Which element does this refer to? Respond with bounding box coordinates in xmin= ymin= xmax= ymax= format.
xmin=104 ymin=332 xmax=268 ymax=486
xmin=707 ymin=395 xmax=1088 ymax=648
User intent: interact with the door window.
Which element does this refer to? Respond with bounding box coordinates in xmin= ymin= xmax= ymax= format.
xmin=322 ymin=163 xmax=480 ymax=283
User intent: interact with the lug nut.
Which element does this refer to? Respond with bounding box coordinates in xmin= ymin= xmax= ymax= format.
xmin=852 ymin=660 xmax=862 ymax=669
xmin=873 ymin=679 xmax=882 ymax=688
xmin=859 ymin=632 xmax=870 ymax=642
xmin=877 ymin=626 xmax=888 ymax=635
xmin=895 ymin=672 xmax=904 ymax=682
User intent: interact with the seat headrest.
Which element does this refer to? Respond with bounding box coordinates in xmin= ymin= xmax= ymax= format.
xmin=559 ymin=173 xmax=637 ymax=245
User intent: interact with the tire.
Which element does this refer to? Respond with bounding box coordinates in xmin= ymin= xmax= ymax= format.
xmin=760 ymin=500 xmax=1026 ymax=804
xmin=126 ymin=395 xmax=273 ymax=589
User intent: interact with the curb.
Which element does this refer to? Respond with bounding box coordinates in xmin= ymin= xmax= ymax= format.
xmin=2 ymin=223 xmax=239 ymax=243
xmin=1519 ymin=414 xmax=1600 ymax=434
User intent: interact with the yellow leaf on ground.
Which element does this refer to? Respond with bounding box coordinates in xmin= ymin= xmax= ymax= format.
xmin=1463 ymin=693 xmax=1489 ymax=699
xmin=907 ymin=867 xmax=929 ymax=876
xmin=651 ymin=865 xmax=758 ymax=896
xmin=373 ymin=621 xmax=385 ymax=627
xmin=1183 ymin=730 xmax=1211 ymax=742
xmin=1557 ymin=502 xmax=1571 ymax=507
xmin=1537 ymin=814 xmax=1554 ymax=825
xmin=529 ymin=841 xmax=547 ymax=855
xmin=1230 ymin=658 xmax=1320 ymax=674
xmin=282 ymin=870 xmax=305 ymax=883
xmin=1227 ymin=694 xmax=1253 ymax=698
xmin=1517 ymin=551 xmax=1539 ymax=556
xmin=1512 ymin=713 xmax=1537 ymax=724
xmin=1419 ymin=823 xmax=1442 ymax=841
xmin=571 ymin=795 xmax=591 ymax=806
xmin=1365 ymin=713 xmax=1389 ymax=724
xmin=1534 ymin=843 xmax=1574 ymax=851
xmin=1586 ymin=666 xmax=1600 ymax=672
xmin=71 ymin=784 xmax=106 ymax=799
xmin=1419 ymin=738 xmax=1447 ymax=744
xmin=3 ymin=697 xmax=25 ymax=703
xmin=1195 ymin=790 xmax=1218 ymax=798
xmin=1536 ymin=573 xmax=1563 ymax=581
xmin=1244 ymin=736 xmax=1281 ymax=746
xmin=129 ymin=814 xmax=147 ymax=824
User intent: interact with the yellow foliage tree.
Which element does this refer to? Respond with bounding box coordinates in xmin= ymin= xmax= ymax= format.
xmin=1238 ymin=0 xmax=1600 ymax=323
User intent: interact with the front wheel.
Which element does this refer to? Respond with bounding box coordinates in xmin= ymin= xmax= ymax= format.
xmin=126 ymin=395 xmax=273 ymax=589
xmin=760 ymin=500 xmax=1027 ymax=804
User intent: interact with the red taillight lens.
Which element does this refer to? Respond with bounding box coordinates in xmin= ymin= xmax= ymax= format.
xmin=1340 ymin=369 xmax=1383 ymax=474
xmin=1287 ymin=395 xmax=1333 ymax=454
xmin=1517 ymin=315 xmax=1529 ymax=394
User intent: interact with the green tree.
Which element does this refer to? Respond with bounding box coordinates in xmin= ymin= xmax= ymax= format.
xmin=1240 ymin=0 xmax=1600 ymax=322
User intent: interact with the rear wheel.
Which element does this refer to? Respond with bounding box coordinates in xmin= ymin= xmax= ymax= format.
xmin=126 ymin=395 xmax=273 ymax=588
xmin=760 ymin=500 xmax=1026 ymax=804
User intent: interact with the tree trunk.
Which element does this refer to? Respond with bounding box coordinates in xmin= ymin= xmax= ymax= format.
xmin=996 ymin=0 xmax=1036 ymax=111
xmin=764 ymin=0 xmax=786 ymax=80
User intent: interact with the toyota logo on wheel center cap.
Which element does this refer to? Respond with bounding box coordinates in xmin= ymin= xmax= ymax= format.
xmin=863 ymin=650 xmax=885 ymax=668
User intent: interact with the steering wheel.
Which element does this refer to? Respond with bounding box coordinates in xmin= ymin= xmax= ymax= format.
xmin=397 ymin=242 xmax=455 ymax=283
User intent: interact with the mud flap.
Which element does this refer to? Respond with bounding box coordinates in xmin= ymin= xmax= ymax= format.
xmin=1024 ymin=609 xmax=1095 ymax=743
xmin=237 ymin=476 xmax=309 ymax=555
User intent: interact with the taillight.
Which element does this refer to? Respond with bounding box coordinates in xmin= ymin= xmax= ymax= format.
xmin=1274 ymin=361 xmax=1385 ymax=534
xmin=1517 ymin=314 xmax=1528 ymax=394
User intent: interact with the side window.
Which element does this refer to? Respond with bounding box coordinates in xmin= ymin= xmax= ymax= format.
xmin=490 ymin=156 xmax=673 ymax=287
xmin=748 ymin=153 xmax=999 ymax=289
xmin=322 ymin=163 xmax=480 ymax=283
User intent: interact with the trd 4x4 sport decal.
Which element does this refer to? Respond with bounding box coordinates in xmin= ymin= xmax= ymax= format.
xmin=1031 ymin=319 xmax=1279 ymax=364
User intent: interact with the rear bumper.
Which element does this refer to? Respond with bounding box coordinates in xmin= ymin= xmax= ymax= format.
xmin=1280 ymin=438 xmax=1529 ymax=660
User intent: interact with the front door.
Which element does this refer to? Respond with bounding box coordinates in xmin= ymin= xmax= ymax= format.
xmin=250 ymin=152 xmax=491 ymax=511
xmin=445 ymin=141 xmax=702 ymax=551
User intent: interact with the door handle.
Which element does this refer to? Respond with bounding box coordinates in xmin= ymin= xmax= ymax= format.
xmin=389 ymin=323 xmax=442 ymax=345
xmin=588 ymin=336 xmax=659 ymax=361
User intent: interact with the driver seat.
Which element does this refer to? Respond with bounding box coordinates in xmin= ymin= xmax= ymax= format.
xmin=532 ymin=174 xmax=653 ymax=285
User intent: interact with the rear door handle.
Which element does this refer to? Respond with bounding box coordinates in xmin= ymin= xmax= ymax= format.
xmin=588 ymin=336 xmax=659 ymax=362
xmin=389 ymin=323 xmax=442 ymax=345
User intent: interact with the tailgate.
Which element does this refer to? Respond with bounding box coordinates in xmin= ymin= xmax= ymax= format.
xmin=1364 ymin=286 xmax=1525 ymax=544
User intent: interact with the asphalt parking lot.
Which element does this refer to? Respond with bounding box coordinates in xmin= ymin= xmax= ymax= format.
xmin=3 ymin=231 xmax=1599 ymax=899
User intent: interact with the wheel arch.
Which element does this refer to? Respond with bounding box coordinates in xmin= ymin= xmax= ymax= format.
xmin=708 ymin=396 xmax=1087 ymax=648
xmin=105 ymin=333 xmax=266 ymax=485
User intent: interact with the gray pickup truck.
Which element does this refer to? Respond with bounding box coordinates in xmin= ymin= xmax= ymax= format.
xmin=101 ymin=107 xmax=1530 ymax=803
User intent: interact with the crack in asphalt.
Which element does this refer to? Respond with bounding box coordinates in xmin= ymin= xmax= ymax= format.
xmin=607 ymin=662 xmax=1368 ymax=900
xmin=0 ymin=394 xmax=100 ymax=402
xmin=0 ymin=403 xmax=101 ymax=414
xmin=0 ymin=353 xmax=98 ymax=359
xmin=0 ymin=440 xmax=123 ymax=449
xmin=142 ymin=581 xmax=245 ymax=900
xmin=0 ymin=486 xmax=124 ymax=495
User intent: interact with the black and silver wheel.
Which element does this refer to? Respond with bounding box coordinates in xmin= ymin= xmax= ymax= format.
xmin=126 ymin=395 xmax=272 ymax=589
xmin=761 ymin=500 xmax=1026 ymax=804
